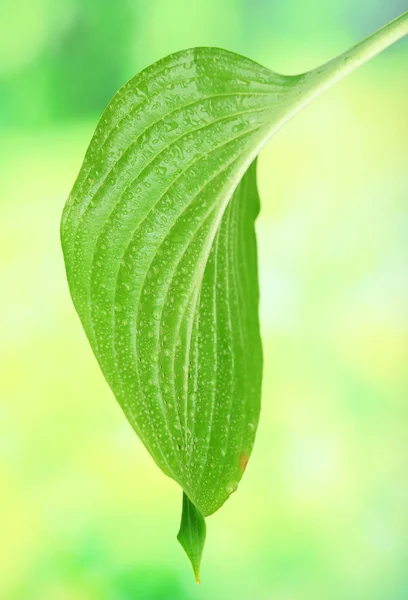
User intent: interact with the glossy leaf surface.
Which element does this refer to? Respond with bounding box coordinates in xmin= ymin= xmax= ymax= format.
xmin=61 ymin=48 xmax=293 ymax=517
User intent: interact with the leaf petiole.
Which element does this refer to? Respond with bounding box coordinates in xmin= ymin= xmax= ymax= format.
xmin=297 ymin=10 xmax=408 ymax=107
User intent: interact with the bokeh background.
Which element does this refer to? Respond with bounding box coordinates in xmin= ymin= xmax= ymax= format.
xmin=1 ymin=1 xmax=407 ymax=598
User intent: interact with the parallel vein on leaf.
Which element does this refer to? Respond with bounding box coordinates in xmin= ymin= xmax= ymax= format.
xmin=221 ymin=179 xmax=247 ymax=484
xmin=107 ymin=148 xmax=258 ymax=477
xmin=69 ymin=101 xmax=274 ymax=254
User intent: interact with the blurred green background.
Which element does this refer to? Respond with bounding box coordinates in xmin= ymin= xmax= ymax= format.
xmin=1 ymin=1 xmax=407 ymax=598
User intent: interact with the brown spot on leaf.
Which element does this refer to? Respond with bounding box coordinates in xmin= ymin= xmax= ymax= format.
xmin=240 ymin=453 xmax=249 ymax=472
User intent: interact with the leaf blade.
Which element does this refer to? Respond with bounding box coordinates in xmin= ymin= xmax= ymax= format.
xmin=61 ymin=47 xmax=290 ymax=513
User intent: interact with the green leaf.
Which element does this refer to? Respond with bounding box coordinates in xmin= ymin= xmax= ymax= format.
xmin=61 ymin=11 xmax=408 ymax=580
xmin=61 ymin=48 xmax=282 ymax=517
xmin=177 ymin=492 xmax=206 ymax=584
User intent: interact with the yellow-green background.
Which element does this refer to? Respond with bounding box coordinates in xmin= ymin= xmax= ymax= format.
xmin=1 ymin=1 xmax=407 ymax=598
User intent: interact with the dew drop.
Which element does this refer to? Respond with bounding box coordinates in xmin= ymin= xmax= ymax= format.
xmin=163 ymin=120 xmax=179 ymax=132
xmin=152 ymin=306 xmax=162 ymax=321
xmin=226 ymin=482 xmax=238 ymax=495
xmin=157 ymin=165 xmax=167 ymax=176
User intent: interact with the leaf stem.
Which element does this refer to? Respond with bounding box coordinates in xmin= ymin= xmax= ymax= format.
xmin=298 ymin=10 xmax=408 ymax=103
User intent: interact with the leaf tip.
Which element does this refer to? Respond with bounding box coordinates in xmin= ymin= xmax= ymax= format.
xmin=177 ymin=492 xmax=206 ymax=583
